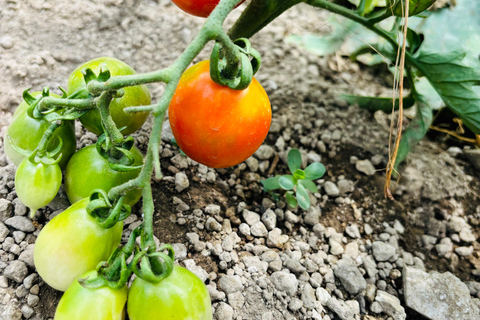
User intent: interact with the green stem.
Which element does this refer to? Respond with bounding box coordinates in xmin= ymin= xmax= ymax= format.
xmin=36 ymin=122 xmax=61 ymax=156
xmin=96 ymin=91 xmax=124 ymax=147
xmin=39 ymin=97 xmax=95 ymax=111
xmin=141 ymin=183 xmax=155 ymax=249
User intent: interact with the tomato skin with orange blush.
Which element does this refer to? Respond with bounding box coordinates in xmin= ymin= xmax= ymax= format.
xmin=170 ymin=0 xmax=245 ymax=18
xmin=168 ymin=60 xmax=271 ymax=169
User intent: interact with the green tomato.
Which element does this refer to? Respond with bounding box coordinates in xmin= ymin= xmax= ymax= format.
xmin=54 ymin=270 xmax=127 ymax=320
xmin=4 ymin=92 xmax=76 ymax=169
xmin=127 ymin=265 xmax=213 ymax=320
xmin=65 ymin=144 xmax=143 ymax=207
xmin=67 ymin=57 xmax=151 ymax=135
xmin=34 ymin=198 xmax=123 ymax=291
xmin=15 ymin=157 xmax=62 ymax=216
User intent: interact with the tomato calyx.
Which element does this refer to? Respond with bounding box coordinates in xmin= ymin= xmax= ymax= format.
xmin=210 ymin=37 xmax=261 ymax=90
xmin=80 ymin=226 xmax=142 ymax=290
xmin=132 ymin=244 xmax=175 ymax=284
xmin=86 ymin=189 xmax=132 ymax=229
xmin=96 ymin=133 xmax=143 ymax=172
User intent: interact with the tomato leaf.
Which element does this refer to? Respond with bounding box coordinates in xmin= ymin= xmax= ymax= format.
xmin=296 ymin=183 xmax=310 ymax=210
xmin=262 ymin=176 xmax=281 ymax=191
xmin=387 ymin=0 xmax=436 ymax=17
xmin=340 ymin=94 xmax=415 ymax=112
xmin=287 ymin=148 xmax=302 ymax=174
xmin=413 ymin=51 xmax=480 ymax=134
xmin=304 ymin=162 xmax=326 ymax=180
xmin=285 ymin=191 xmax=298 ymax=208
xmin=279 ymin=175 xmax=296 ymax=190
xmin=394 ymin=94 xmax=433 ymax=169
xmin=299 ymin=179 xmax=319 ymax=193
xmin=407 ymin=28 xmax=423 ymax=54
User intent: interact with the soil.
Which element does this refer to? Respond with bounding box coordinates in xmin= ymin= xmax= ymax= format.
xmin=0 ymin=0 xmax=479 ymax=319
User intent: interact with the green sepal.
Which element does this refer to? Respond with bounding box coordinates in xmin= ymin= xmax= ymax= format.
xmin=86 ymin=190 xmax=131 ymax=229
xmin=132 ymin=244 xmax=175 ymax=284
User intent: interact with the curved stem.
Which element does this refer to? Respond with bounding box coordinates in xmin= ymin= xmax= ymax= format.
xmin=39 ymin=97 xmax=95 ymax=111
xmin=96 ymin=91 xmax=124 ymax=147
xmin=36 ymin=122 xmax=61 ymax=156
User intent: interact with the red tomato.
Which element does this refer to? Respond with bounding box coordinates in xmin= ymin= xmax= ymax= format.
xmin=170 ymin=0 xmax=245 ymax=18
xmin=168 ymin=60 xmax=271 ymax=168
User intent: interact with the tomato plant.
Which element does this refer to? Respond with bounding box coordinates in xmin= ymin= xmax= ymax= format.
xmin=34 ymin=198 xmax=123 ymax=291
xmin=4 ymin=92 xmax=76 ymax=169
xmin=15 ymin=157 xmax=62 ymax=216
xmin=54 ymin=270 xmax=127 ymax=320
xmin=67 ymin=57 xmax=151 ymax=135
xmin=170 ymin=0 xmax=244 ymax=17
xmin=65 ymin=144 xmax=143 ymax=207
xmin=169 ymin=60 xmax=271 ymax=168
xmin=127 ymin=265 xmax=212 ymax=320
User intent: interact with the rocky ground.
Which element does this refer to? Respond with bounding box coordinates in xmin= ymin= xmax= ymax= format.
xmin=1 ymin=0 xmax=480 ymax=319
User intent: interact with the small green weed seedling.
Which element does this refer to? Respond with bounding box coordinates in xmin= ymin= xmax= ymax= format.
xmin=261 ymin=148 xmax=326 ymax=210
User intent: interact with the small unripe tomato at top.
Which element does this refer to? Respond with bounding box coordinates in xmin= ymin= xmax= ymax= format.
xmin=170 ymin=0 xmax=245 ymax=18
xmin=15 ymin=157 xmax=62 ymax=216
xmin=4 ymin=92 xmax=76 ymax=169
xmin=127 ymin=265 xmax=212 ymax=320
xmin=168 ymin=60 xmax=271 ymax=168
xmin=34 ymin=198 xmax=123 ymax=291
xmin=65 ymin=144 xmax=143 ymax=207
xmin=54 ymin=270 xmax=127 ymax=320
xmin=67 ymin=57 xmax=151 ymax=135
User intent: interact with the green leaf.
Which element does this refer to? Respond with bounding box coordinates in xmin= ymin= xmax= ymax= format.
xmin=387 ymin=0 xmax=437 ymax=17
xmin=287 ymin=149 xmax=302 ymax=174
xmin=285 ymin=192 xmax=297 ymax=208
xmin=296 ymin=183 xmax=310 ymax=210
xmin=279 ymin=175 xmax=296 ymax=191
xmin=407 ymin=28 xmax=423 ymax=54
xmin=299 ymin=180 xmax=319 ymax=193
xmin=413 ymin=51 xmax=480 ymax=134
xmin=304 ymin=162 xmax=326 ymax=180
xmin=293 ymin=169 xmax=306 ymax=180
xmin=340 ymin=94 xmax=415 ymax=112
xmin=262 ymin=176 xmax=281 ymax=191
xmin=394 ymin=94 xmax=433 ymax=169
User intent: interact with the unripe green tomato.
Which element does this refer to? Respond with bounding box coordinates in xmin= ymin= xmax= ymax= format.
xmin=34 ymin=198 xmax=123 ymax=291
xmin=54 ymin=270 xmax=127 ymax=320
xmin=65 ymin=145 xmax=143 ymax=207
xmin=67 ymin=57 xmax=151 ymax=135
xmin=4 ymin=92 xmax=76 ymax=169
xmin=15 ymin=157 xmax=62 ymax=215
xmin=127 ymin=265 xmax=213 ymax=320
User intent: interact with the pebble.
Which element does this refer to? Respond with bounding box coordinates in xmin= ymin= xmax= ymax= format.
xmin=459 ymin=227 xmax=476 ymax=243
xmin=301 ymin=283 xmax=317 ymax=309
xmin=254 ymin=145 xmax=275 ymax=160
xmin=0 ymin=222 xmax=9 ymax=241
xmin=324 ymin=181 xmax=340 ymax=197
xmin=214 ymin=302 xmax=234 ymax=320
xmin=267 ymin=228 xmax=289 ymax=248
xmin=4 ymin=216 xmax=35 ymax=232
xmin=345 ymin=224 xmax=361 ymax=239
xmin=250 ymin=222 xmax=268 ymax=237
xmin=4 ymin=260 xmax=28 ymax=283
xmin=375 ymin=290 xmax=406 ymax=320
xmin=0 ymin=36 xmax=14 ymax=49
xmin=304 ymin=206 xmax=321 ymax=226
xmin=329 ymin=239 xmax=344 ymax=255
xmin=270 ymin=271 xmax=298 ymax=295
xmin=372 ymin=241 xmax=396 ymax=262
xmin=261 ymin=209 xmax=277 ymax=230
xmin=337 ymin=179 xmax=354 ymax=195
xmin=0 ymin=198 xmax=13 ymax=221
xmin=175 ymin=172 xmax=189 ymax=192
xmin=218 ymin=275 xmax=244 ymax=294
xmin=355 ymin=159 xmax=376 ymax=176
xmin=243 ymin=210 xmax=260 ymax=226
xmin=334 ymin=258 xmax=367 ymax=295
xmin=455 ymin=246 xmax=474 ymax=257
xmin=206 ymin=217 xmax=222 ymax=232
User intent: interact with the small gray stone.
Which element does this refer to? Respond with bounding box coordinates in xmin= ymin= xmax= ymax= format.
xmin=242 ymin=210 xmax=260 ymax=226
xmin=0 ymin=35 xmax=14 ymax=49
xmin=218 ymin=275 xmax=244 ymax=294
xmin=4 ymin=216 xmax=35 ymax=232
xmin=372 ymin=241 xmax=396 ymax=262
xmin=459 ymin=228 xmax=476 ymax=243
xmin=239 ymin=223 xmax=250 ymax=236
xmin=375 ymin=290 xmax=406 ymax=320
xmin=1 ymin=304 xmax=22 ymax=320
xmin=205 ymin=204 xmax=221 ymax=215
xmin=245 ymin=157 xmax=259 ymax=172
xmin=289 ymin=298 xmax=303 ymax=312
xmin=464 ymin=149 xmax=480 ymax=170
xmin=23 ymin=274 xmax=38 ymax=290
xmin=271 ymin=271 xmax=298 ymax=295
xmin=404 ymin=267 xmax=480 ymax=320
xmin=370 ymin=301 xmax=383 ymax=314
xmin=261 ymin=209 xmax=277 ymax=230
xmin=242 ymin=256 xmax=268 ymax=274
xmin=316 ymin=287 xmax=331 ymax=305
xmin=4 ymin=260 xmax=28 ymax=283
xmin=334 ymin=258 xmax=367 ymax=295
xmin=183 ymin=259 xmax=208 ymax=282
xmin=326 ymin=297 xmax=355 ymax=320
xmin=355 ymin=159 xmax=376 ymax=176
xmin=285 ymin=210 xmax=299 ymax=224
xmin=455 ymin=246 xmax=474 ymax=257
xmin=27 ymin=294 xmax=39 ymax=307
xmin=267 ymin=228 xmax=289 ymax=248
xmin=285 ymin=258 xmax=307 ymax=274
xmin=329 ymin=239 xmax=344 ymax=255
xmin=175 ymin=172 xmax=189 ymax=192
xmin=345 ymin=224 xmax=361 ymax=239
xmin=250 ymin=222 xmax=268 ymax=237
xmin=363 ymin=255 xmax=378 ymax=278
xmin=18 ymin=244 xmax=35 ymax=267
xmin=337 ymin=179 xmax=354 ymax=195
xmin=0 ymin=222 xmax=9 ymax=241
xmin=304 ymin=206 xmax=321 ymax=226
xmin=21 ymin=305 xmax=34 ymax=319
xmin=324 ymin=181 xmax=340 ymax=197
xmin=171 ymin=154 xmax=189 ymax=169
xmin=0 ymin=275 xmax=8 ymax=288
xmin=214 ymin=302 xmax=233 ymax=320
xmin=206 ymin=217 xmax=222 ymax=232
xmin=254 ymin=145 xmax=275 ymax=160
xmin=301 ymin=283 xmax=317 ymax=309
xmin=0 ymin=198 xmax=13 ymax=221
